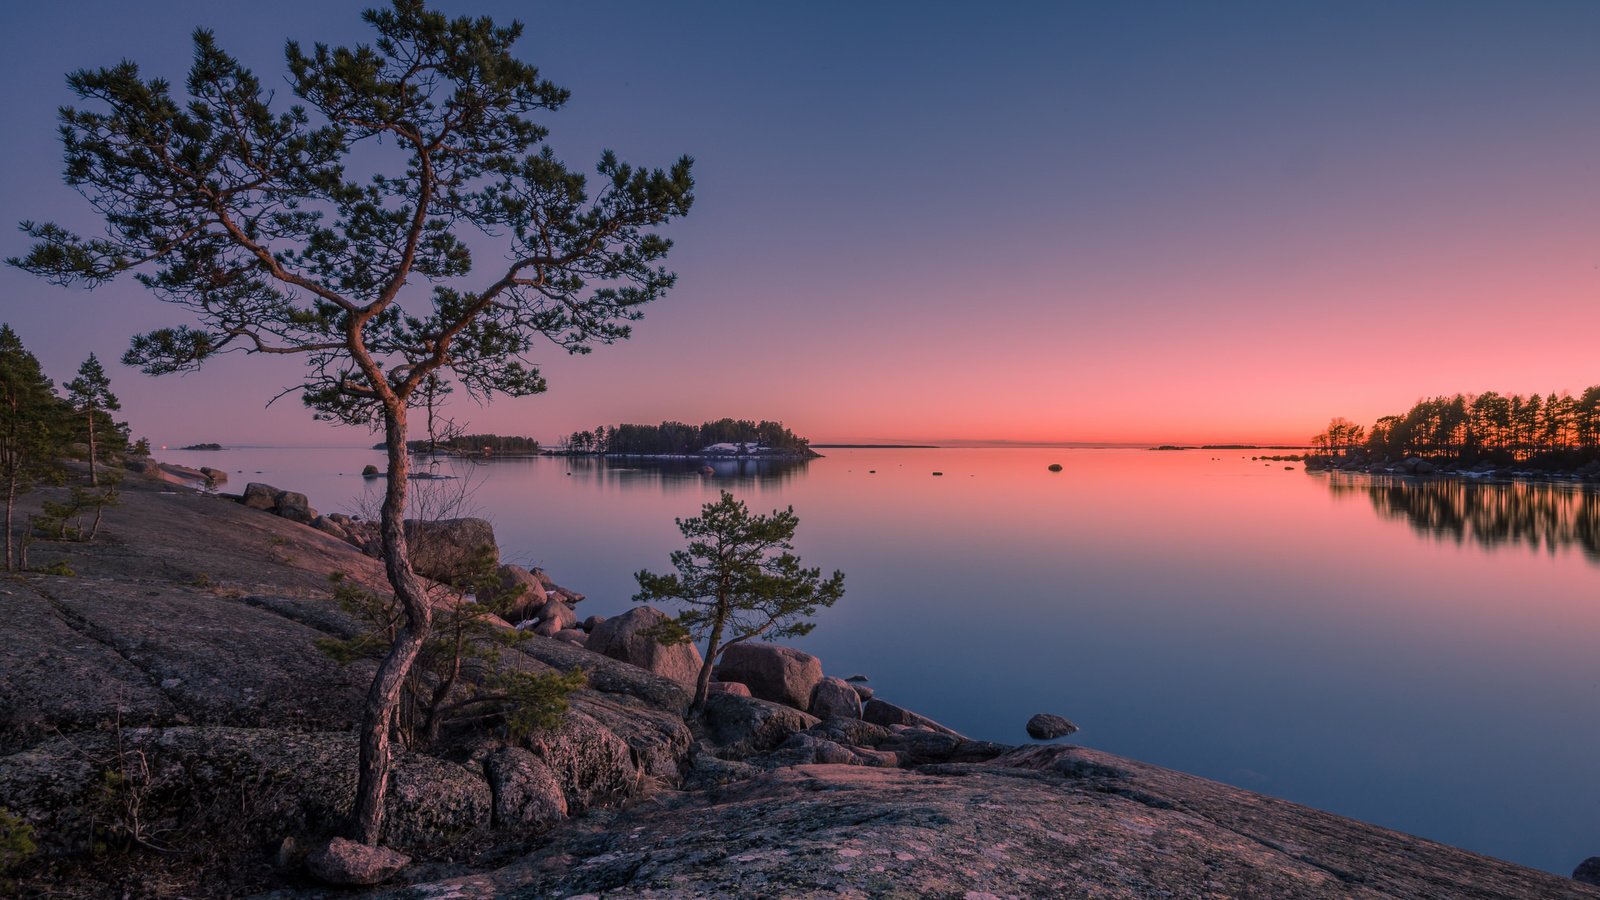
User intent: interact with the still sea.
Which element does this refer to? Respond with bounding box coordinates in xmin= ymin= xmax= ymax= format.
xmin=163 ymin=445 xmax=1600 ymax=875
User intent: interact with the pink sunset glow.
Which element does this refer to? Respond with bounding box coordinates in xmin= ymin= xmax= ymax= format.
xmin=3 ymin=2 xmax=1598 ymax=447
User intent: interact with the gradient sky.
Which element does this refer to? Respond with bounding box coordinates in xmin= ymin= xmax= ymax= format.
xmin=3 ymin=1 xmax=1599 ymax=446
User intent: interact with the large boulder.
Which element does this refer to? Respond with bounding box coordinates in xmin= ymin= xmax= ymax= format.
xmin=523 ymin=709 xmax=640 ymax=813
xmin=403 ymin=517 xmax=498 ymax=583
xmin=1026 ymin=713 xmax=1079 ymax=740
xmin=714 ymin=643 xmax=823 ymax=710
xmin=483 ymin=747 xmax=567 ymax=832
xmin=274 ymin=490 xmax=316 ymax=524
xmin=242 ymin=482 xmax=280 ymax=510
xmin=586 ymin=607 xmax=703 ymax=687
xmin=809 ymin=676 xmax=862 ymax=720
xmin=700 ymin=691 xmax=820 ymax=760
xmin=1575 ymin=857 xmax=1600 ymax=886
xmin=535 ymin=598 xmax=579 ymax=634
xmin=310 ymin=515 xmax=349 ymax=541
xmin=479 ymin=564 xmax=548 ymax=620
xmin=306 ymin=837 xmax=410 ymax=886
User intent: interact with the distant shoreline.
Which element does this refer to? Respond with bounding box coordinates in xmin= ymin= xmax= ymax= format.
xmin=810 ymin=443 xmax=941 ymax=449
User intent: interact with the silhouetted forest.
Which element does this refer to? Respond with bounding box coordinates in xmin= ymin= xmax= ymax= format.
xmin=1327 ymin=475 xmax=1600 ymax=562
xmin=1316 ymin=388 xmax=1600 ymax=467
xmin=376 ymin=434 xmax=542 ymax=456
xmin=562 ymin=419 xmax=814 ymax=456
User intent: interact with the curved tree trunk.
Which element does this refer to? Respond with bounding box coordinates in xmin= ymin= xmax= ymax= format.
xmin=350 ymin=404 xmax=433 ymax=846
xmin=86 ymin=409 xmax=98 ymax=488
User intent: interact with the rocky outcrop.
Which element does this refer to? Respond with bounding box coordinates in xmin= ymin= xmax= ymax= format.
xmin=713 ymin=642 xmax=822 ymax=709
xmin=585 ymin=606 xmax=703 ymax=686
xmin=0 ymin=727 xmax=490 ymax=864
xmin=388 ymin=753 xmax=1595 ymax=900
xmin=0 ymin=477 xmax=689 ymax=897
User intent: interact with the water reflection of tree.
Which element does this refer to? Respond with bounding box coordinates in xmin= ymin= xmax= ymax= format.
xmin=1327 ymin=475 xmax=1600 ymax=561
xmin=562 ymin=456 xmax=811 ymax=492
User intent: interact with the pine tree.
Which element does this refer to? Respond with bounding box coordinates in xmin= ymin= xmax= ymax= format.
xmin=0 ymin=326 xmax=69 ymax=571
xmin=64 ymin=354 xmax=121 ymax=487
xmin=10 ymin=1 xmax=693 ymax=845
xmin=634 ymin=491 xmax=845 ymax=710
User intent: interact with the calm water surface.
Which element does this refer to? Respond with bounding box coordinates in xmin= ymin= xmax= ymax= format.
xmin=166 ymin=445 xmax=1600 ymax=875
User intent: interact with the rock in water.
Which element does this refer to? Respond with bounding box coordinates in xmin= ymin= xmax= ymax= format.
xmin=1575 ymin=856 xmax=1600 ymax=886
xmin=1026 ymin=712 xmax=1079 ymax=740
xmin=586 ymin=606 xmax=703 ymax=686
xmin=306 ymin=837 xmax=410 ymax=886
xmin=714 ymin=642 xmax=823 ymax=710
xmin=809 ymin=676 xmax=863 ymax=720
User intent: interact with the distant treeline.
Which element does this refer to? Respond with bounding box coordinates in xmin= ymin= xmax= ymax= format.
xmin=377 ymin=434 xmax=542 ymax=456
xmin=564 ymin=418 xmax=811 ymax=455
xmin=1318 ymin=387 xmax=1600 ymax=464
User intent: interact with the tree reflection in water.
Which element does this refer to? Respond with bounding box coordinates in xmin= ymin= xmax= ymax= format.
xmin=1327 ymin=474 xmax=1600 ymax=562
xmin=561 ymin=455 xmax=811 ymax=493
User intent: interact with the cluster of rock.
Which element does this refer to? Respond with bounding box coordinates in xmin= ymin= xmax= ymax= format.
xmin=228 ymin=477 xmax=1087 ymax=787
xmin=565 ymin=617 xmax=1032 ymax=776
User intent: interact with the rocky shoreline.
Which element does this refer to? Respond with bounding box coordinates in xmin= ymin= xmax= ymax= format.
xmin=1 ymin=463 xmax=1596 ymax=897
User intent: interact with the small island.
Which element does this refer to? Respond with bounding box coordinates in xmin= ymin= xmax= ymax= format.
xmin=556 ymin=418 xmax=820 ymax=459
xmin=179 ymin=442 xmax=223 ymax=451
xmin=369 ymin=434 xmax=543 ymax=457
xmin=1307 ymin=388 xmax=1600 ymax=480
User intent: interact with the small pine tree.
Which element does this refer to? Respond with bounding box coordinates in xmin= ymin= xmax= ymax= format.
xmin=0 ymin=325 xmax=70 ymax=571
xmin=64 ymin=354 xmax=121 ymax=487
xmin=634 ymin=491 xmax=845 ymax=710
